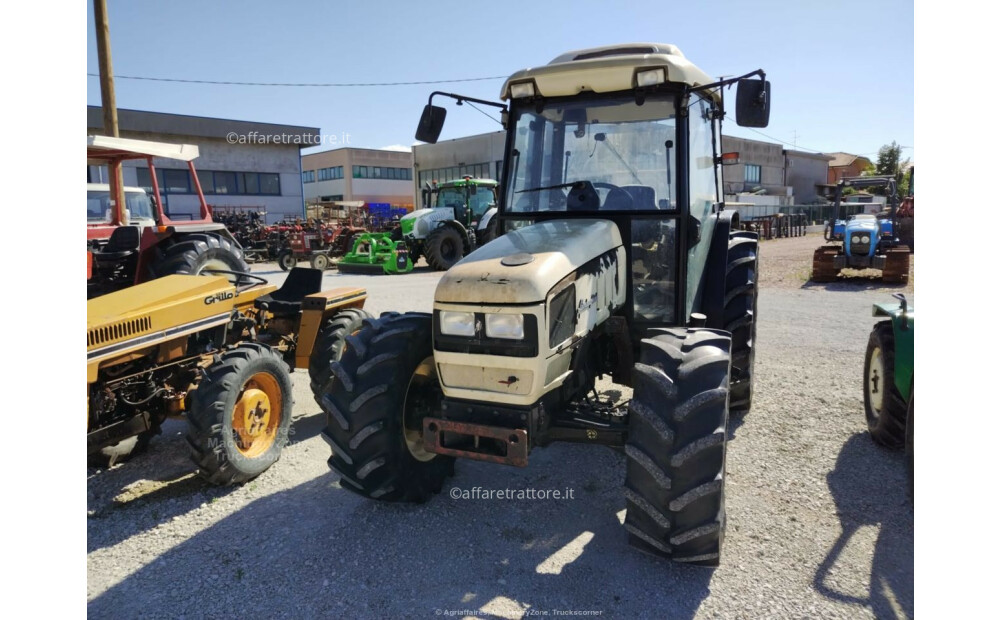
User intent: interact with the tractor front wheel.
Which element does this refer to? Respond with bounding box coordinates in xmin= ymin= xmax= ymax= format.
xmin=187 ymin=343 xmax=293 ymax=485
xmin=424 ymin=226 xmax=465 ymax=271
xmin=310 ymin=253 xmax=331 ymax=271
xmin=863 ymin=322 xmax=907 ymax=449
xmin=624 ymin=328 xmax=732 ymax=566
xmin=308 ymin=307 xmax=372 ymax=403
xmin=317 ymin=312 xmax=454 ymax=502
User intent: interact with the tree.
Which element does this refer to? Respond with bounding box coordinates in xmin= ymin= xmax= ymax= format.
xmin=867 ymin=141 xmax=910 ymax=197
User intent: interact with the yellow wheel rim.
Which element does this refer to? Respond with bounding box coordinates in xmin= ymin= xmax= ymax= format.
xmin=403 ymin=357 xmax=438 ymax=462
xmin=231 ymin=372 xmax=283 ymax=458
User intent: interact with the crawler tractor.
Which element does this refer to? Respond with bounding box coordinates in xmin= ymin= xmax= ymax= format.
xmin=88 ymin=268 xmax=369 ymax=483
xmin=314 ymin=43 xmax=772 ymax=565
xmin=812 ymin=176 xmax=909 ymax=284
xmin=87 ymin=136 xmax=251 ymax=298
xmin=393 ymin=177 xmax=500 ymax=270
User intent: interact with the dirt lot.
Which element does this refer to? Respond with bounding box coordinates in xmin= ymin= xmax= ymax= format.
xmin=758 ymin=233 xmax=914 ymax=292
xmin=87 ymin=236 xmax=914 ymax=619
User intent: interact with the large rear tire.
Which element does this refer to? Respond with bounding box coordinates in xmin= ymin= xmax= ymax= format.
xmin=150 ymin=232 xmax=249 ymax=280
xmin=863 ymin=322 xmax=908 ymax=449
xmin=424 ymin=226 xmax=465 ymax=271
xmin=725 ymin=231 xmax=758 ymax=415
xmin=317 ymin=313 xmax=455 ymax=502
xmin=187 ymin=343 xmax=293 ymax=485
xmin=905 ymin=389 xmax=914 ymax=501
xmin=624 ymin=328 xmax=732 ymax=566
xmin=308 ymin=308 xmax=373 ymax=403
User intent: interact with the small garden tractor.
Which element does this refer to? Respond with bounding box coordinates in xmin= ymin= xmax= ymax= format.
xmin=87 ymin=135 xmax=249 ymax=298
xmin=275 ymin=222 xmax=368 ymax=271
xmin=88 ymin=267 xmax=370 ymax=483
xmin=863 ymin=293 xmax=914 ymax=494
xmin=811 ymin=176 xmax=909 ymax=284
xmin=392 ymin=177 xmax=499 ymax=270
xmin=313 ymin=43 xmax=772 ymax=565
xmin=336 ymin=233 xmax=414 ymax=275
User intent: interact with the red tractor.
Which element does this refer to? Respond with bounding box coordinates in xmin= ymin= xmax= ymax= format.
xmin=87 ymin=135 xmax=249 ymax=298
xmin=275 ymin=221 xmax=368 ymax=271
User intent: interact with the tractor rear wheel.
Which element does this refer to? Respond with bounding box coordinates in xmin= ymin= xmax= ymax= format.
xmin=308 ymin=307 xmax=372 ymax=404
xmin=863 ymin=322 xmax=908 ymax=449
xmin=905 ymin=389 xmax=914 ymax=500
xmin=424 ymin=226 xmax=465 ymax=271
xmin=624 ymin=328 xmax=732 ymax=566
xmin=277 ymin=250 xmax=296 ymax=271
xmin=725 ymin=231 xmax=758 ymax=416
xmin=187 ymin=343 xmax=293 ymax=485
xmin=882 ymin=247 xmax=910 ymax=284
xmin=317 ymin=312 xmax=455 ymax=502
xmin=150 ymin=232 xmax=249 ymax=281
xmin=811 ymin=247 xmax=840 ymax=282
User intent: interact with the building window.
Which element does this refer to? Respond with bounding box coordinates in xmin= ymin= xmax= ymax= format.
xmin=214 ymin=171 xmax=238 ymax=194
xmin=197 ymin=170 xmax=215 ymax=194
xmin=239 ymin=172 xmax=260 ymax=195
xmin=745 ymin=164 xmax=761 ymax=184
xmin=302 ymin=170 xmax=315 ymax=183
xmin=259 ymin=173 xmax=280 ymax=195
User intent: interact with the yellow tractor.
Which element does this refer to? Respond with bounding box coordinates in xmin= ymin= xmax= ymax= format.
xmin=87 ymin=268 xmax=369 ymax=484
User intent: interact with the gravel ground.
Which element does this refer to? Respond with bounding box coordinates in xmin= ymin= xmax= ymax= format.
xmin=87 ymin=239 xmax=914 ymax=619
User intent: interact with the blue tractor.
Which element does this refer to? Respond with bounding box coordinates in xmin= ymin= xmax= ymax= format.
xmin=812 ymin=176 xmax=909 ymax=284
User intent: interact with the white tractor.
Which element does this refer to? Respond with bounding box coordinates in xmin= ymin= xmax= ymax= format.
xmin=313 ymin=43 xmax=771 ymax=566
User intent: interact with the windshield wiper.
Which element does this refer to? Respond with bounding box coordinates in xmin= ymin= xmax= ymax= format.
xmin=516 ymin=181 xmax=584 ymax=194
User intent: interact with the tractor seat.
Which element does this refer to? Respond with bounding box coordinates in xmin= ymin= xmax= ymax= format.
xmin=254 ymin=267 xmax=323 ymax=315
xmin=95 ymin=226 xmax=141 ymax=264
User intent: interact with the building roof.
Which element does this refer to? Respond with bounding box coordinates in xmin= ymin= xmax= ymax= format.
xmin=828 ymin=152 xmax=872 ymax=168
xmin=784 ymin=149 xmax=834 ymax=162
xmin=86 ymin=106 xmax=320 ymax=145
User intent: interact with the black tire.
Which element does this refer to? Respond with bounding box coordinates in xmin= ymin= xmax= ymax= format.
xmin=862 ymin=322 xmax=908 ymax=449
xmin=389 ymin=226 xmax=402 ymax=242
xmin=478 ymin=218 xmax=499 ymax=246
xmin=308 ymin=308 xmax=373 ymax=403
xmin=725 ymin=232 xmax=758 ymax=416
xmin=424 ymin=226 xmax=465 ymax=271
xmin=150 ymin=232 xmax=249 ymax=280
xmin=905 ymin=389 xmax=914 ymax=501
xmin=277 ymin=250 xmax=296 ymax=271
xmin=624 ymin=328 xmax=732 ymax=566
xmin=318 ymin=313 xmax=455 ymax=502
xmin=187 ymin=343 xmax=294 ymax=485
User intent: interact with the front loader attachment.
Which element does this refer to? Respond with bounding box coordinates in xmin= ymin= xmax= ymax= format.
xmin=336 ymin=233 xmax=414 ymax=275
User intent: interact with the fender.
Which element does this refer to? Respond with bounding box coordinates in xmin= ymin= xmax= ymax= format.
xmin=478 ymin=207 xmax=498 ymax=232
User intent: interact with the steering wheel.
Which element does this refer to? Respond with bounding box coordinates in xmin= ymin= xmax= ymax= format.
xmin=201 ymin=269 xmax=268 ymax=293
xmin=591 ymin=182 xmax=634 ymax=210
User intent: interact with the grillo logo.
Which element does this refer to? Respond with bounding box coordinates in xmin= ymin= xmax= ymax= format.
xmin=204 ymin=291 xmax=235 ymax=305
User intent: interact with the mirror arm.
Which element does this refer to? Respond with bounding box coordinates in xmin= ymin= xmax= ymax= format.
xmin=427 ymin=91 xmax=508 ymax=112
xmin=688 ymin=69 xmax=766 ymax=95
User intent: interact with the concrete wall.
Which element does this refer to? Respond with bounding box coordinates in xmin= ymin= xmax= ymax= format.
xmin=302 ymin=148 xmax=414 ymax=207
xmin=721 ymin=136 xmax=787 ymax=196
xmin=785 ymin=150 xmax=833 ymax=204
xmin=412 ymin=131 xmax=507 ymax=198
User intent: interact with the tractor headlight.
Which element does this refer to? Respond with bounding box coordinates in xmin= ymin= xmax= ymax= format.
xmin=862 ymin=235 xmax=871 ymax=243
xmin=851 ymin=235 xmax=861 ymax=244
xmin=509 ymin=81 xmax=537 ymax=99
xmin=485 ymin=313 xmax=524 ymax=340
xmin=636 ymin=68 xmax=667 ymax=87
xmin=439 ymin=311 xmax=476 ymax=337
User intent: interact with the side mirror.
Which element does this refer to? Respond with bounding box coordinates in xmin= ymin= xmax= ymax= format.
xmin=415 ymin=105 xmax=447 ymax=143
xmin=735 ymin=79 xmax=770 ymax=128
xmin=719 ymin=152 xmax=740 ymax=166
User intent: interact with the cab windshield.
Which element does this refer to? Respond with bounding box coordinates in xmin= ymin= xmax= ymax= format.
xmin=87 ymin=190 xmax=155 ymax=223
xmin=505 ymin=94 xmax=677 ymax=213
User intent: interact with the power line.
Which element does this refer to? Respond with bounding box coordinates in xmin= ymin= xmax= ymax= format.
xmin=86 ymin=72 xmax=507 ymax=87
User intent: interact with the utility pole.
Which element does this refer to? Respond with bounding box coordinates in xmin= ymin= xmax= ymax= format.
xmin=93 ymin=0 xmax=125 ymax=223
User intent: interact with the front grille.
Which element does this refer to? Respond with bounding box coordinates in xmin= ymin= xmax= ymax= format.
xmin=88 ymin=316 xmax=152 ymax=347
xmin=850 ymin=242 xmax=870 ymax=256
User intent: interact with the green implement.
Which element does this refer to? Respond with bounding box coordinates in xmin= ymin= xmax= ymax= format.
xmin=336 ymin=233 xmax=414 ymax=275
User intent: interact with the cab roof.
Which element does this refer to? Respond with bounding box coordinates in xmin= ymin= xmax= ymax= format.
xmin=500 ymin=43 xmax=719 ymax=102
xmin=87 ymin=135 xmax=201 ymax=164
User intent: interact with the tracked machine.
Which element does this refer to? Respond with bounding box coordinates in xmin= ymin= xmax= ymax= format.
xmin=311 ymin=43 xmax=771 ymax=565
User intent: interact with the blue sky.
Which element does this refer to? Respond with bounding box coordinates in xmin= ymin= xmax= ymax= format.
xmin=86 ymin=0 xmax=913 ymax=161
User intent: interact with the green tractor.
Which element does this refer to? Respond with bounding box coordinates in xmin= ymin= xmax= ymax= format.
xmin=313 ymin=43 xmax=772 ymax=566
xmin=863 ymin=293 xmax=914 ymax=493
xmin=393 ymin=177 xmax=499 ymax=270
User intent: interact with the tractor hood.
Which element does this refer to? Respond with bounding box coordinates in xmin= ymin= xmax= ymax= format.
xmin=435 ymin=219 xmax=623 ymax=304
xmin=401 ymin=208 xmax=455 ymax=237
xmin=845 ymin=218 xmax=879 ymax=234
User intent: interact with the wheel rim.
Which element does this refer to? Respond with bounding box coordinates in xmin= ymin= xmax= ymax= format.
xmin=867 ymin=346 xmax=885 ymax=419
xmin=231 ymin=371 xmax=283 ymax=458
xmin=402 ymin=356 xmax=440 ymax=462
xmin=280 ymin=254 xmax=295 ymax=269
